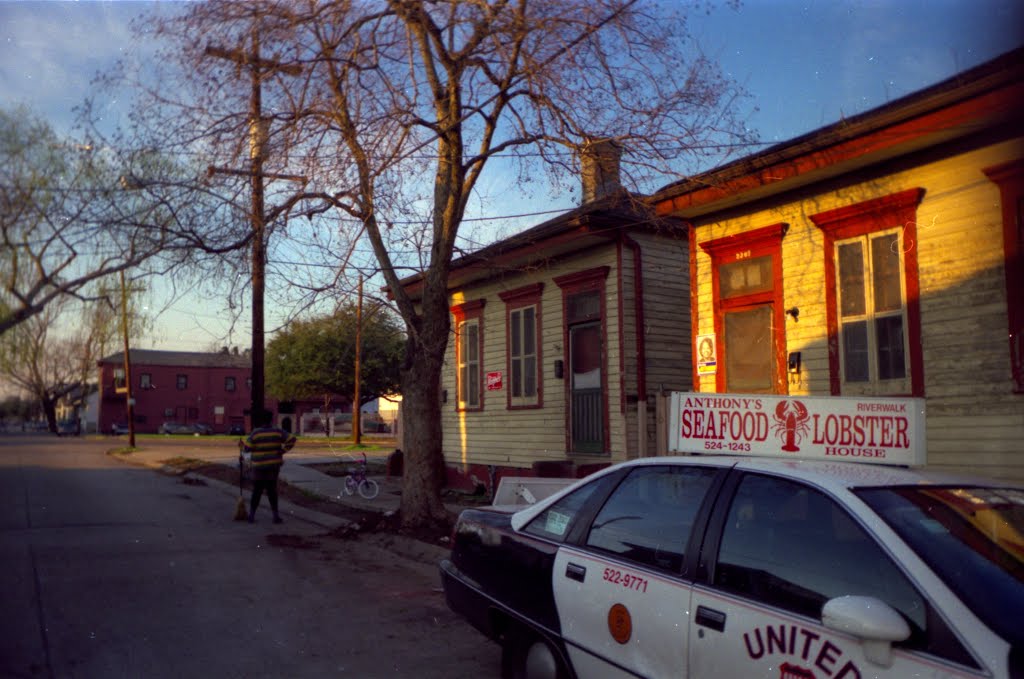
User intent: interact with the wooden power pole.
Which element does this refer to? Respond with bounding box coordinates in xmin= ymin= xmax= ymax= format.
xmin=353 ymin=276 xmax=363 ymax=445
xmin=206 ymin=25 xmax=300 ymax=426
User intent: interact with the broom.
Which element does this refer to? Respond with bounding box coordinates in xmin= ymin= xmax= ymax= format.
xmin=234 ymin=451 xmax=248 ymax=521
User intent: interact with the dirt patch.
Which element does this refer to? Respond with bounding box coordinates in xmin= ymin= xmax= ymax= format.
xmin=164 ymin=459 xmax=453 ymax=546
xmin=266 ymin=534 xmax=321 ymax=549
xmin=175 ymin=461 xmax=379 ymax=525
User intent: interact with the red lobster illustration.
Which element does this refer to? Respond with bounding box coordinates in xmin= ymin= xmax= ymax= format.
xmin=773 ymin=400 xmax=810 ymax=452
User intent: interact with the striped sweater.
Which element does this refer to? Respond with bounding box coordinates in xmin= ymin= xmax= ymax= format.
xmin=243 ymin=427 xmax=296 ymax=470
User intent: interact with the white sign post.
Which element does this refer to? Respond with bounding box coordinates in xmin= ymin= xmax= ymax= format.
xmin=668 ymin=392 xmax=926 ymax=466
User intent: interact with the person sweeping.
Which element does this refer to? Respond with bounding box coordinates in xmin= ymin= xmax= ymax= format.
xmin=240 ymin=409 xmax=296 ymax=524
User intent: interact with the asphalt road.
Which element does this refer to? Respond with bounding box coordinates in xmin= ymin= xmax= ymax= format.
xmin=0 ymin=433 xmax=498 ymax=678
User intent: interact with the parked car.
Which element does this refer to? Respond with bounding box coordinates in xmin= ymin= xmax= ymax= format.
xmin=228 ymin=423 xmax=246 ymax=436
xmin=440 ymin=454 xmax=1024 ymax=679
xmin=111 ymin=422 xmax=130 ymax=435
xmin=158 ymin=422 xmax=194 ymax=435
xmin=192 ymin=422 xmax=213 ymax=435
xmin=56 ymin=420 xmax=79 ymax=436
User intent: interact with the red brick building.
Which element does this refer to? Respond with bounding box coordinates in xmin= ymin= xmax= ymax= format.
xmin=97 ymin=349 xmax=350 ymax=435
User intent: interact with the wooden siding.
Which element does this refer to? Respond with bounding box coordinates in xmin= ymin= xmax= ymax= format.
xmin=628 ymin=231 xmax=692 ymax=456
xmin=442 ymin=245 xmax=625 ymax=473
xmin=440 ymin=229 xmax=692 ymax=475
xmin=690 ymin=136 xmax=1024 ymax=481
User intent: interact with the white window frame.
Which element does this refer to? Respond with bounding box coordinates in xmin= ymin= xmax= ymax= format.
xmin=457 ymin=318 xmax=481 ymax=410
xmin=835 ymin=227 xmax=911 ymax=395
xmin=509 ymin=304 xmax=539 ymax=407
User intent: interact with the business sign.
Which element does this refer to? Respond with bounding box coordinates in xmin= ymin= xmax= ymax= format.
xmin=669 ymin=392 xmax=926 ymax=466
xmin=486 ymin=371 xmax=503 ymax=391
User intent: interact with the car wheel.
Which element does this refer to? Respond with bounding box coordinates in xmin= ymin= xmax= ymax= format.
xmin=501 ymin=631 xmax=566 ymax=679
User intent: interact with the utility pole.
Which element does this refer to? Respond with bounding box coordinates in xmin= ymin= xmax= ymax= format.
xmin=206 ymin=24 xmax=301 ymax=426
xmin=353 ymin=276 xmax=363 ymax=445
xmin=119 ymin=270 xmax=136 ymax=448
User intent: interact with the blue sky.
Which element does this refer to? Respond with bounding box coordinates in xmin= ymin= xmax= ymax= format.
xmin=2 ymin=0 xmax=1023 ymax=351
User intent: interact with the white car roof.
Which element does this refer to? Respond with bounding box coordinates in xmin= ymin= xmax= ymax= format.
xmin=510 ymin=454 xmax=1020 ymax=531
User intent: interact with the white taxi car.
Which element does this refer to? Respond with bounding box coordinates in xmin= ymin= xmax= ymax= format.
xmin=440 ymin=455 xmax=1023 ymax=679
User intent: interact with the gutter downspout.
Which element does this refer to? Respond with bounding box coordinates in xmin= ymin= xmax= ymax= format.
xmin=622 ymin=234 xmax=648 ymax=458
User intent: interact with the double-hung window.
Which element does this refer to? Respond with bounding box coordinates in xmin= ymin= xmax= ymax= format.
xmin=451 ymin=299 xmax=485 ymax=411
xmin=501 ymin=283 xmax=543 ymax=408
xmin=812 ymin=188 xmax=924 ymax=396
xmin=510 ymin=306 xmax=538 ymax=404
xmin=835 ymin=229 xmax=908 ymax=390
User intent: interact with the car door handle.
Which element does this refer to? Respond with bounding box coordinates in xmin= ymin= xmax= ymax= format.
xmin=695 ymin=605 xmax=726 ymax=632
xmin=565 ymin=562 xmax=587 ymax=582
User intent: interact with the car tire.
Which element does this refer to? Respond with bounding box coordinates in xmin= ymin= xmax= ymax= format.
xmin=501 ymin=630 xmax=566 ymax=679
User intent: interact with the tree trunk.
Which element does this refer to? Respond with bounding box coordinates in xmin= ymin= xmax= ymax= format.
xmin=398 ymin=300 xmax=451 ymax=533
xmin=42 ymin=396 xmax=58 ymax=434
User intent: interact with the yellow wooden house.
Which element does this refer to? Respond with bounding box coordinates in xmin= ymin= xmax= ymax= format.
xmin=651 ymin=48 xmax=1023 ymax=480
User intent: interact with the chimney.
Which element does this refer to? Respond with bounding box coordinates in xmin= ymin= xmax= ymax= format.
xmin=580 ymin=139 xmax=622 ymax=204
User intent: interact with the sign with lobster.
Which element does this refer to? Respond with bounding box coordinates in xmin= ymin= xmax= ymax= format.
xmin=668 ymin=392 xmax=926 ymax=466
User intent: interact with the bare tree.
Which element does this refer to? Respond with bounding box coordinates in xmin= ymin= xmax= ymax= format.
xmin=0 ymin=291 xmax=143 ymax=432
xmin=0 ymin=102 xmax=254 ymax=339
xmin=140 ymin=0 xmax=753 ymax=532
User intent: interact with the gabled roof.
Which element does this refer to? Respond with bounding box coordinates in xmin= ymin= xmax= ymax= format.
xmin=398 ymin=191 xmax=686 ymax=298
xmin=652 ymin=46 xmax=1024 ymax=219
xmin=98 ymin=349 xmax=251 ymax=369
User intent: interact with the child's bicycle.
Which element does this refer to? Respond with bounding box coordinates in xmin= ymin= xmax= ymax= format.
xmin=342 ymin=452 xmax=380 ymax=500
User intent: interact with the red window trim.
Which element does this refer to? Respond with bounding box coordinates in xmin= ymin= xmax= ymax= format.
xmin=451 ymin=298 xmax=486 ymax=412
xmin=983 ymin=160 xmax=1024 ymax=393
xmin=810 ymin=188 xmax=925 ymax=396
xmin=555 ymin=266 xmax=610 ymax=455
xmin=499 ymin=283 xmax=544 ymax=410
xmin=699 ymin=223 xmax=787 ymax=394
xmin=553 ymin=266 xmax=610 ymax=295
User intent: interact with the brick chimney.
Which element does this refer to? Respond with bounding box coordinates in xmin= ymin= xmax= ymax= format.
xmin=580 ymin=139 xmax=622 ymax=204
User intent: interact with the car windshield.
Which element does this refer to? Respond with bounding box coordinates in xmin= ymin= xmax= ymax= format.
xmin=856 ymin=485 xmax=1024 ymax=646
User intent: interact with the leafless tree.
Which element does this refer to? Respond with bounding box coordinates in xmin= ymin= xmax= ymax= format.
xmin=137 ymin=0 xmax=754 ymax=532
xmin=0 ymin=291 xmax=145 ymax=432
xmin=0 ymin=102 xmax=253 ymax=338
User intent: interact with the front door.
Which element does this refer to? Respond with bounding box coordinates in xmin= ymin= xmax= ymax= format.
xmin=724 ymin=304 xmax=775 ymax=393
xmin=569 ymin=321 xmax=603 ymax=453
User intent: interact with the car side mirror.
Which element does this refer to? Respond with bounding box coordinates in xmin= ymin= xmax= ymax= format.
xmin=821 ymin=595 xmax=910 ymax=668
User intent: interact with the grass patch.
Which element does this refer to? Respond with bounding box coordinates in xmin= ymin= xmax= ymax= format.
xmin=160 ymin=456 xmax=210 ymax=472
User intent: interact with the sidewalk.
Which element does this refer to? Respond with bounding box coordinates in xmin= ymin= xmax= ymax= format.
xmin=113 ymin=442 xmax=481 ymax=528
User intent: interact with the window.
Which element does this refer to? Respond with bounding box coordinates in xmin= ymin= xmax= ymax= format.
xmin=176 ymin=374 xmax=188 ymax=390
xmin=835 ymin=230 xmax=908 ymax=387
xmin=113 ymin=367 xmax=126 ymax=391
xmin=812 ymin=189 xmax=924 ymax=396
xmin=225 ymin=376 xmax=236 ymax=392
xmin=451 ymin=299 xmax=485 ymax=411
xmin=459 ymin=320 xmax=480 ymax=408
xmin=510 ymin=306 xmax=538 ymax=404
xmin=585 ymin=465 xmax=717 ymax=572
xmin=500 ymin=283 xmax=543 ymax=408
xmin=712 ymin=474 xmax=975 ymax=666
xmin=984 ymin=160 xmax=1024 ymax=393
xmin=164 ymin=408 xmax=175 ymax=418
xmin=139 ymin=373 xmax=151 ymax=389
xmin=524 ymin=473 xmax=619 ymax=542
